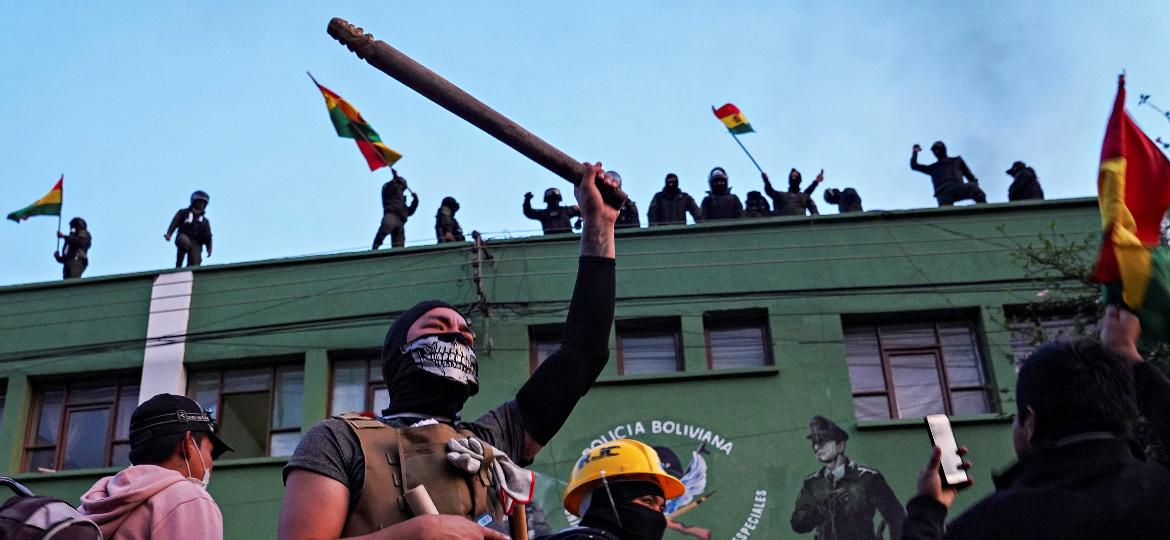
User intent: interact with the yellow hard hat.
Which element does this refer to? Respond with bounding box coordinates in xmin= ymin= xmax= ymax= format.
xmin=563 ymin=439 xmax=686 ymax=517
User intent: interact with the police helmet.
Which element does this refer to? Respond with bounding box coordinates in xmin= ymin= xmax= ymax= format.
xmin=544 ymin=187 xmax=562 ymax=203
xmin=708 ymin=167 xmax=728 ymax=184
xmin=190 ymin=190 xmax=210 ymax=205
xmin=69 ymin=217 xmax=87 ymax=230
xmin=441 ymin=196 xmax=460 ymax=211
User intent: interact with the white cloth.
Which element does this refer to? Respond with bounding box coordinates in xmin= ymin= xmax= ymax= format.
xmin=446 ymin=437 xmax=534 ymax=514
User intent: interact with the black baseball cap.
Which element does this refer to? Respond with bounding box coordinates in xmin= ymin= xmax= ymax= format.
xmin=129 ymin=394 xmax=232 ymax=459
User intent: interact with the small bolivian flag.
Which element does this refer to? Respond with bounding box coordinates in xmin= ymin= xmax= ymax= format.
xmin=713 ymin=103 xmax=754 ymax=135
xmin=1092 ymin=75 xmax=1170 ymax=341
xmin=7 ymin=176 xmax=63 ymax=222
xmin=310 ymin=73 xmax=402 ymax=171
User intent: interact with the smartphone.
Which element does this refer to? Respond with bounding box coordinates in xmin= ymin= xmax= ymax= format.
xmin=925 ymin=414 xmax=971 ymax=487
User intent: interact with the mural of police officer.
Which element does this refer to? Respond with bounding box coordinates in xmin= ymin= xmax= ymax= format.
xmin=790 ymin=416 xmax=905 ymax=540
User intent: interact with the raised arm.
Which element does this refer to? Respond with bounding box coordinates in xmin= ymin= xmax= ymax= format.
xmin=910 ymin=146 xmax=929 ymax=173
xmin=514 ymin=163 xmax=618 ymax=462
xmin=1101 ymin=306 xmax=1170 ymax=462
xmin=522 ymin=193 xmax=542 ymax=220
xmin=762 ymin=172 xmax=781 ymax=200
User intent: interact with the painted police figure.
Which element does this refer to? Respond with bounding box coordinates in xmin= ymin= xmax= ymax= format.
xmin=791 ymin=416 xmax=905 ymax=540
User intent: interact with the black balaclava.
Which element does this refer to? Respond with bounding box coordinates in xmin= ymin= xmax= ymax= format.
xmin=788 ymin=168 xmax=802 ymax=193
xmin=580 ymin=481 xmax=667 ymax=540
xmin=931 ymin=141 xmax=947 ymax=159
xmin=380 ymin=300 xmax=475 ymax=420
xmin=663 ymin=174 xmax=680 ymax=195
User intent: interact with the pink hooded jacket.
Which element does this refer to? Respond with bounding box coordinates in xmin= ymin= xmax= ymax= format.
xmin=78 ymin=465 xmax=223 ymax=540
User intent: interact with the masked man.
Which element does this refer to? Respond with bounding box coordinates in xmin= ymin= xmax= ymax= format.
xmin=791 ymin=416 xmax=905 ymax=539
xmin=524 ymin=188 xmax=582 ymax=235
xmin=435 ymin=197 xmax=466 ymax=243
xmin=910 ymin=142 xmax=986 ymax=206
xmin=540 ymin=439 xmax=685 ymax=540
xmin=824 ymin=188 xmax=863 ymax=214
xmin=765 ymin=169 xmax=822 ymax=216
xmin=79 ymin=394 xmax=233 ymax=540
xmin=647 ymin=173 xmax=701 ymax=226
xmin=699 ymin=167 xmax=744 ymax=221
xmin=744 ymin=191 xmax=772 ymax=217
xmin=55 ymin=216 xmax=91 ymax=279
xmin=280 ymin=164 xmax=620 ymax=540
xmin=374 ymin=168 xmax=420 ymax=249
xmin=1006 ymin=161 xmax=1044 ymax=202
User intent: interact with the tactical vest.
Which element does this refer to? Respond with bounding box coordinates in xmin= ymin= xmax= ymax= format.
xmin=336 ymin=413 xmax=503 ymax=536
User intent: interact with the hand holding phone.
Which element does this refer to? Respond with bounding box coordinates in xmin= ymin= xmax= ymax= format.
xmin=925 ymin=414 xmax=972 ymax=487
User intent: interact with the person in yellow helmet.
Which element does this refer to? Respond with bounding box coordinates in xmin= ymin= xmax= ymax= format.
xmin=539 ymin=439 xmax=685 ymax=540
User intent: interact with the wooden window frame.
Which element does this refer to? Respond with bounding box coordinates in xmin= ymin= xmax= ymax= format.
xmin=527 ymin=324 xmax=565 ymax=373
xmin=23 ymin=377 xmax=137 ymax=472
xmin=188 ymin=365 xmax=302 ymax=457
xmin=328 ymin=351 xmax=386 ymax=417
xmin=845 ymin=317 xmax=991 ymax=420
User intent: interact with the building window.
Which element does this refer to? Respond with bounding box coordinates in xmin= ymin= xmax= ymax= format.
xmin=0 ymin=380 xmax=7 ymax=427
xmin=617 ymin=318 xmax=683 ymax=375
xmin=331 ymin=352 xmax=388 ymax=417
xmin=24 ymin=377 xmax=139 ymax=472
xmin=528 ymin=324 xmax=564 ymax=372
xmin=188 ymin=364 xmax=303 ymax=458
xmin=843 ymin=316 xmax=992 ymax=420
xmin=1007 ymin=309 xmax=1092 ymax=371
xmin=704 ymin=309 xmax=773 ymax=369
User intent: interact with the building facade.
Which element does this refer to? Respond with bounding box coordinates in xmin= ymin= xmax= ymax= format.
xmin=0 ymin=198 xmax=1098 ymax=539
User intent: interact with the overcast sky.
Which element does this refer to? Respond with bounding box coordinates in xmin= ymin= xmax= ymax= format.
xmin=2 ymin=2 xmax=1168 ymax=286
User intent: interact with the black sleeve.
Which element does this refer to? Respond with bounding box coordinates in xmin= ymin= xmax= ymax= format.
xmin=515 ymin=256 xmax=616 ymax=445
xmin=282 ymin=419 xmax=365 ymax=509
xmin=1133 ymin=363 xmax=1170 ymax=464
xmin=523 ymin=199 xmax=542 ymax=220
xmin=900 ymin=496 xmax=948 ymax=540
xmin=469 ymin=400 xmax=533 ymax=466
xmin=204 ymin=218 xmax=212 ymax=249
xmin=166 ymin=210 xmax=184 ymax=236
xmin=910 ymin=153 xmax=929 ymax=173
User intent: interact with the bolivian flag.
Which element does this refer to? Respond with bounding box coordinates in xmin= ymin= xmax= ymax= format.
xmin=310 ymin=74 xmax=402 ymax=171
xmin=713 ymin=103 xmax=754 ymax=135
xmin=7 ymin=176 xmax=62 ymax=223
xmin=1093 ymin=75 xmax=1170 ymax=341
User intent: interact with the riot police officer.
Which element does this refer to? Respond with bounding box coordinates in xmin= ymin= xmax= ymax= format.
xmin=374 ymin=168 xmax=419 ymax=249
xmin=435 ymin=197 xmax=465 ymax=243
xmin=744 ymin=191 xmax=772 ymax=217
xmin=647 ymin=173 xmax=701 ymax=226
xmin=699 ymin=167 xmax=744 ymax=221
xmin=164 ymin=191 xmax=212 ymax=268
xmin=765 ymin=169 xmax=821 ymax=216
xmin=524 ymin=187 xmax=581 ymax=235
xmin=824 ymin=188 xmax=863 ymax=213
xmin=911 ymin=141 xmax=986 ymax=206
xmin=55 ymin=216 xmax=91 ymax=279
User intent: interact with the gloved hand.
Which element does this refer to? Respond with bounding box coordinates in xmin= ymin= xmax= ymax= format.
xmin=524 ymin=192 xmax=534 ymax=200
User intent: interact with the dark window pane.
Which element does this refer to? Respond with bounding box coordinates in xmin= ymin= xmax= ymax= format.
xmin=939 ymin=323 xmax=984 ymax=387
xmin=111 ymin=443 xmax=131 ymax=467
xmin=845 ymin=327 xmax=886 ymax=393
xmin=223 ymin=369 xmax=270 ymax=393
xmin=532 ymin=340 xmax=559 ymax=367
xmin=115 ymin=385 xmax=139 ymax=440
xmin=368 ymin=359 xmax=383 ymax=383
xmin=35 ymin=390 xmax=64 ymax=446
xmin=853 ymin=396 xmax=890 ymax=421
xmin=270 ymin=432 xmax=302 ymax=457
xmin=189 ymin=372 xmax=220 ymax=412
xmin=0 ymin=380 xmax=7 ymax=426
xmin=951 ymin=389 xmax=991 ymax=416
xmin=273 ymin=367 xmax=303 ymax=430
xmin=62 ymin=408 xmax=111 ymax=470
xmin=372 ymin=386 xmax=389 ymax=416
xmin=68 ymin=383 xmax=116 ymax=405
xmin=879 ymin=324 xmax=938 ymax=348
xmin=709 ymin=326 xmax=768 ymax=369
xmin=620 ymin=334 xmax=681 ymax=375
xmin=331 ymin=360 xmax=367 ymax=416
xmin=219 ymin=392 xmax=270 ymax=459
xmin=26 ymin=449 xmax=55 ymax=473
xmin=889 ymin=353 xmax=946 ymax=418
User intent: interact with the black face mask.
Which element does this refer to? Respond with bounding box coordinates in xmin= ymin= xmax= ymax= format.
xmin=580 ymin=483 xmax=667 ymax=540
xmin=664 ymin=182 xmax=679 ymax=194
xmin=381 ymin=301 xmax=473 ymax=419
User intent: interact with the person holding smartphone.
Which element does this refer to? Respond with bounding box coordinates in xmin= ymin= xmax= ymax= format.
xmin=901 ymin=306 xmax=1170 ymax=539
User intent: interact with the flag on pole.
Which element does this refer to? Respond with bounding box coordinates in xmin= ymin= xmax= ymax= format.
xmin=713 ymin=103 xmax=754 ymax=135
xmin=1092 ymin=75 xmax=1170 ymax=340
xmin=7 ymin=176 xmax=63 ymax=222
xmin=310 ymin=74 xmax=403 ymax=171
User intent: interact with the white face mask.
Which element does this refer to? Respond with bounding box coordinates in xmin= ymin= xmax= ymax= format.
xmin=183 ymin=434 xmax=211 ymax=488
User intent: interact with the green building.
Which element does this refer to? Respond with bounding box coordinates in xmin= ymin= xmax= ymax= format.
xmin=0 ymin=198 xmax=1098 ymax=539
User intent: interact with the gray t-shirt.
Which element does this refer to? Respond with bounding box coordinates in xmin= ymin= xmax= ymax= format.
xmin=283 ymin=400 xmax=530 ymax=509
